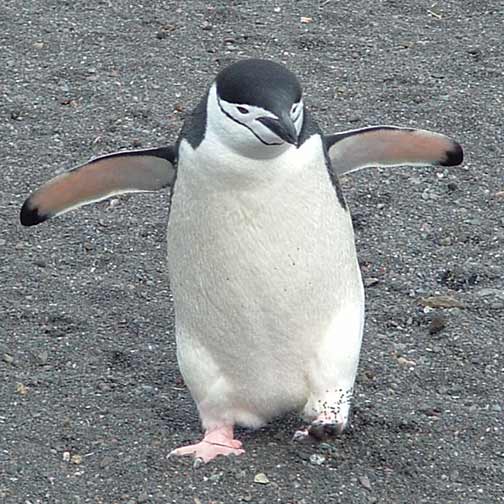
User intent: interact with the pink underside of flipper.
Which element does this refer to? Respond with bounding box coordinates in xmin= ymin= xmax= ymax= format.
xmin=169 ymin=425 xmax=245 ymax=463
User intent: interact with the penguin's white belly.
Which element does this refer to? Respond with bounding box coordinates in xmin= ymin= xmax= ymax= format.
xmin=167 ymin=137 xmax=364 ymax=427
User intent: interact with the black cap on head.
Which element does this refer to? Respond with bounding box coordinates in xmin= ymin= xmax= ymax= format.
xmin=216 ymin=59 xmax=302 ymax=113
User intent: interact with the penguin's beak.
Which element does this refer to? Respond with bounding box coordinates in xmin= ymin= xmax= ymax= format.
xmin=257 ymin=115 xmax=299 ymax=146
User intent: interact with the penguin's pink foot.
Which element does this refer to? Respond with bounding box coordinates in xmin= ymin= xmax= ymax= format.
xmin=168 ymin=426 xmax=245 ymax=463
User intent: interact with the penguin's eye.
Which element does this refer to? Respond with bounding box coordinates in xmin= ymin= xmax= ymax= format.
xmin=236 ymin=106 xmax=249 ymax=114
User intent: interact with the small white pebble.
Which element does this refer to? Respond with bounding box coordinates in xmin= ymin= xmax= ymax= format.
xmin=310 ymin=453 xmax=326 ymax=465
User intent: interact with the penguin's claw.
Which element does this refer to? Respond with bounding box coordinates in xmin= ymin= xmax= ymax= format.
xmin=307 ymin=421 xmax=344 ymax=441
xmin=293 ymin=416 xmax=346 ymax=442
xmin=292 ymin=429 xmax=311 ymax=442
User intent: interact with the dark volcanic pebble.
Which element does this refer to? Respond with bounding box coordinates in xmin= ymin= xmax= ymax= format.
xmin=428 ymin=315 xmax=447 ymax=335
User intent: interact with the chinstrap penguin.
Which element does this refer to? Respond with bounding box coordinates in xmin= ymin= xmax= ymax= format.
xmin=20 ymin=59 xmax=463 ymax=463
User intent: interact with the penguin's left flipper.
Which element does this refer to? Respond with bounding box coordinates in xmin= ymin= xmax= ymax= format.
xmin=20 ymin=146 xmax=176 ymax=226
xmin=325 ymin=126 xmax=463 ymax=176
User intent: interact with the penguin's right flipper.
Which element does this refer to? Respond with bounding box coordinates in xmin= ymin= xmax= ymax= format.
xmin=20 ymin=146 xmax=176 ymax=226
xmin=325 ymin=126 xmax=463 ymax=176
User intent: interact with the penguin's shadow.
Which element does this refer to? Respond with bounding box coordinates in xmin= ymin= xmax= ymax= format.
xmin=238 ymin=412 xmax=301 ymax=442
xmin=155 ymin=374 xmax=366 ymax=451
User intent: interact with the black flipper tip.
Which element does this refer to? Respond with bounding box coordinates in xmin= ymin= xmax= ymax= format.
xmin=440 ymin=142 xmax=464 ymax=167
xmin=20 ymin=199 xmax=49 ymax=226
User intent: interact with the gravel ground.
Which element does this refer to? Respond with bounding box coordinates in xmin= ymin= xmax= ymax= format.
xmin=1 ymin=1 xmax=503 ymax=503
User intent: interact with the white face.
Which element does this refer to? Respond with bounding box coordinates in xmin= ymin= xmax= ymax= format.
xmin=206 ymin=84 xmax=304 ymax=159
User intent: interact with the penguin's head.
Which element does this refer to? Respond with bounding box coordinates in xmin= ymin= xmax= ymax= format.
xmin=207 ymin=59 xmax=304 ymax=159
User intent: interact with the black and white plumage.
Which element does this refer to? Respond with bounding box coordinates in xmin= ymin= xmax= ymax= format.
xmin=20 ymin=59 xmax=463 ymax=462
